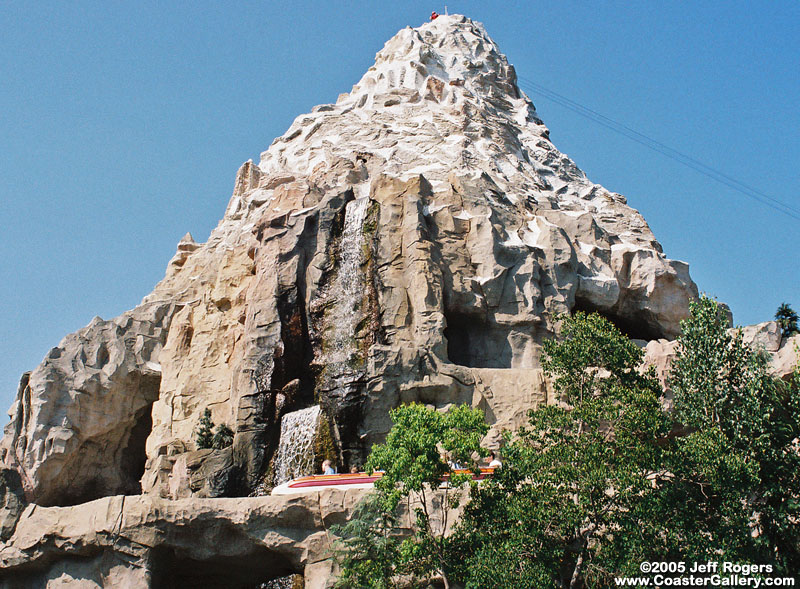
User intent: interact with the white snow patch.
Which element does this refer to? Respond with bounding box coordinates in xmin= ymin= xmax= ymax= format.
xmin=145 ymin=362 xmax=162 ymax=373
xmin=423 ymin=202 xmax=448 ymax=216
xmin=611 ymin=243 xmax=642 ymax=254
xmin=503 ymin=232 xmax=525 ymax=247
xmin=578 ymin=271 xmax=616 ymax=283
xmin=522 ymin=225 xmax=542 ymax=247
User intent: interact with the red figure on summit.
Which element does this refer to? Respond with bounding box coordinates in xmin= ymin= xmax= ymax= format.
xmin=430 ymin=11 xmax=439 ymax=20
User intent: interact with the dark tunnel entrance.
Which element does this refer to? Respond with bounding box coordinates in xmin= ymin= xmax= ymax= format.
xmin=444 ymin=310 xmax=512 ymax=368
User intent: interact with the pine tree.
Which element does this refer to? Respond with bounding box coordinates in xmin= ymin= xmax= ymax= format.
xmin=195 ymin=408 xmax=215 ymax=449
xmin=212 ymin=423 xmax=234 ymax=449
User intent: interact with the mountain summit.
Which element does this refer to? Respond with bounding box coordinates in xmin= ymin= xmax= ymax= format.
xmin=237 ymin=14 xmax=544 ymax=198
xmin=2 ymin=16 xmax=700 ymax=586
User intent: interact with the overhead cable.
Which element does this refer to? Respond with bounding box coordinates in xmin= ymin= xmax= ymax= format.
xmin=516 ymin=76 xmax=800 ymax=221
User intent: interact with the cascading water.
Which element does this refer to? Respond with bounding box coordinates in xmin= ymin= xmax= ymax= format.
xmin=269 ymin=199 xmax=371 ymax=488
xmin=272 ymin=405 xmax=321 ymax=485
xmin=316 ymin=195 xmax=374 ymax=467
xmin=324 ymin=196 xmax=371 ymax=373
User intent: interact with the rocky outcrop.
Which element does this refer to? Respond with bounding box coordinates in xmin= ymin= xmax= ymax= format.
xmin=0 ymin=489 xmax=369 ymax=588
xmin=0 ymin=13 xmax=735 ymax=587
xmin=772 ymin=334 xmax=800 ymax=378
xmin=0 ymin=303 xmax=175 ymax=506
xmin=0 ymin=487 xmax=466 ymax=588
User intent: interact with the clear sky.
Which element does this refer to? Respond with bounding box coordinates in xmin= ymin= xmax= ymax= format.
xmin=1 ymin=1 xmax=798 ymax=412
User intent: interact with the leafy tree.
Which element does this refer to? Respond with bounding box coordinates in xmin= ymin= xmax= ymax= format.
xmin=453 ymin=312 xmax=670 ymax=588
xmin=195 ymin=408 xmax=214 ymax=449
xmin=334 ymin=305 xmax=800 ymax=585
xmin=335 ymin=403 xmax=488 ymax=588
xmin=669 ymin=296 xmax=800 ymax=571
xmin=331 ymin=493 xmax=402 ymax=589
xmin=541 ymin=311 xmax=646 ymax=406
xmin=212 ymin=423 xmax=234 ymax=449
xmin=775 ymin=302 xmax=799 ymax=338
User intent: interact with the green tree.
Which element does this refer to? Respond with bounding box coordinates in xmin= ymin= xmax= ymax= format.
xmin=335 ymin=403 xmax=488 ymax=588
xmin=775 ymin=302 xmax=799 ymax=338
xmin=195 ymin=408 xmax=214 ymax=449
xmin=669 ymin=296 xmax=800 ymax=571
xmin=331 ymin=493 xmax=402 ymax=589
xmin=453 ymin=312 xmax=670 ymax=588
xmin=212 ymin=423 xmax=234 ymax=449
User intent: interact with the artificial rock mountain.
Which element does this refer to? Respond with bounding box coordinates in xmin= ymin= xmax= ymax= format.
xmin=2 ymin=14 xmax=795 ymax=588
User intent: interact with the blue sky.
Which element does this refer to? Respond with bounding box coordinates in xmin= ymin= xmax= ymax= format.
xmin=1 ymin=1 xmax=798 ymax=411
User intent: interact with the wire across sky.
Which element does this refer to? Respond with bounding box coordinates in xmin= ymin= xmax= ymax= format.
xmin=517 ymin=76 xmax=800 ymax=221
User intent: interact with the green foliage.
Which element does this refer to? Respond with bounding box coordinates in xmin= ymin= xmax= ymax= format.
xmin=335 ymin=403 xmax=488 ymax=587
xmin=669 ymin=296 xmax=800 ymax=571
xmin=453 ymin=312 xmax=669 ymax=587
xmin=670 ymin=296 xmax=756 ymax=430
xmin=331 ymin=493 xmax=402 ymax=589
xmin=366 ymin=403 xmax=489 ymax=511
xmin=541 ymin=311 xmax=647 ymax=405
xmin=211 ymin=423 xmax=234 ymax=449
xmin=196 ymin=408 xmax=234 ymax=450
xmin=453 ymin=304 xmax=799 ymax=584
xmin=775 ymin=302 xmax=799 ymax=338
xmin=195 ymin=408 xmax=214 ymax=449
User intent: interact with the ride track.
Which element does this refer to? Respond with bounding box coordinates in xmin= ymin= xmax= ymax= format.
xmin=271 ymin=467 xmax=498 ymax=495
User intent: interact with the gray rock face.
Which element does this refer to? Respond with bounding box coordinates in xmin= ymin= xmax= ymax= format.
xmin=0 ymin=13 xmax=747 ymax=587
xmin=0 ymin=490 xmax=368 ymax=588
xmin=1 ymin=303 xmax=175 ymax=506
xmin=0 ymin=469 xmax=24 ymax=542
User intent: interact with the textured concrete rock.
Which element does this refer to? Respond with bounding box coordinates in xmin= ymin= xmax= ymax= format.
xmin=0 ymin=469 xmax=25 ymax=542
xmin=0 ymin=490 xmax=370 ymax=588
xmin=771 ymin=334 xmax=800 ymax=379
xmin=0 ymin=303 xmax=175 ymax=506
xmin=741 ymin=321 xmax=783 ymax=353
xmin=0 ymin=14 xmax=711 ymax=586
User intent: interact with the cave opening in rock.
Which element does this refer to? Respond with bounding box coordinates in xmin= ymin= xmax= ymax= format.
xmin=42 ymin=373 xmax=161 ymax=507
xmin=120 ymin=400 xmax=155 ymax=495
xmin=149 ymin=545 xmax=299 ymax=589
xmin=444 ymin=310 xmax=512 ymax=368
xmin=572 ymin=297 xmax=664 ymax=341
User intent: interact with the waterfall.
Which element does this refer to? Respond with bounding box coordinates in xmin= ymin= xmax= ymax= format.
xmin=272 ymin=405 xmax=321 ymax=485
xmin=269 ymin=199 xmax=371 ymax=488
xmin=325 ymin=196 xmax=370 ymax=372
